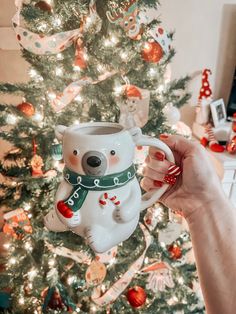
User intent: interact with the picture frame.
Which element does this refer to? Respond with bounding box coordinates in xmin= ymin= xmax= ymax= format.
xmin=210 ymin=98 xmax=227 ymax=127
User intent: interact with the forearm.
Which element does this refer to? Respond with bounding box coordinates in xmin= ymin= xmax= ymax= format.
xmin=186 ymin=191 xmax=236 ymax=314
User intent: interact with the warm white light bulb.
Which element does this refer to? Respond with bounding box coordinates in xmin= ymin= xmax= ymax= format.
xmin=67 ymin=275 xmax=76 ymax=284
xmin=120 ymin=52 xmax=128 ymax=60
xmin=157 ymin=84 xmax=164 ymax=93
xmin=149 ymin=68 xmax=157 ymax=77
xmin=114 ymin=85 xmax=123 ymax=95
xmin=32 ymin=113 xmax=43 ymax=123
xmin=56 ymin=53 xmax=64 ymax=60
xmin=6 ymin=114 xmax=18 ymax=125
xmin=24 ymin=203 xmax=31 ymax=211
xmin=73 ymin=65 xmax=81 ymax=72
xmin=75 ymin=95 xmax=82 ymax=102
xmin=48 ymin=92 xmax=56 ymax=100
xmin=29 ymin=69 xmax=38 ymax=78
xmin=9 ymin=257 xmax=16 ymax=265
xmin=28 ymin=268 xmax=37 ymax=281
xmin=55 ymin=67 xmax=63 ymax=76
xmin=53 ymin=17 xmax=62 ymax=27
xmin=25 ymin=241 xmax=33 ymax=251
xmin=48 ymin=258 xmax=56 ymax=267
xmin=178 ymin=276 xmax=184 ymax=284
xmin=19 ymin=297 xmax=25 ymax=305
xmin=38 ymin=22 xmax=47 ymax=32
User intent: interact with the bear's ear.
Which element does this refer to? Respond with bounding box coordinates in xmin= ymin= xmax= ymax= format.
xmin=55 ymin=125 xmax=67 ymax=141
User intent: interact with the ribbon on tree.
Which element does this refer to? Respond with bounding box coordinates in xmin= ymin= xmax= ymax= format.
xmin=91 ymin=223 xmax=152 ymax=306
xmin=50 ymin=70 xmax=117 ymax=112
xmin=12 ymin=0 xmax=101 ymax=55
xmin=45 ymin=241 xmax=92 ymax=264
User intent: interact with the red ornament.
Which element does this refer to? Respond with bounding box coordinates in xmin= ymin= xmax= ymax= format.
xmin=142 ymin=42 xmax=163 ymax=63
xmin=168 ymin=244 xmax=182 ymax=260
xmin=35 ymin=1 xmax=52 ymax=13
xmin=126 ymin=286 xmax=146 ymax=308
xmin=17 ymin=102 xmax=35 ymax=117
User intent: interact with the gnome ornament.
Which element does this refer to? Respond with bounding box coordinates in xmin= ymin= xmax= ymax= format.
xmin=195 ymin=69 xmax=212 ymax=125
xmin=119 ymin=85 xmax=150 ymax=129
xmin=196 ymin=69 xmax=224 ymax=153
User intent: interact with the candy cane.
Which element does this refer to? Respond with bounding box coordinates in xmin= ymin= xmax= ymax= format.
xmin=99 ymin=193 xmax=121 ymax=207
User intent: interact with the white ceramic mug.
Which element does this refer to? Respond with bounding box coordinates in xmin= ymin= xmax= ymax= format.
xmin=44 ymin=122 xmax=175 ymax=253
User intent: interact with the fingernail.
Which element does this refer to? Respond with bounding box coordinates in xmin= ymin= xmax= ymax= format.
xmin=168 ymin=164 xmax=181 ymax=176
xmin=155 ymin=152 xmax=165 ymax=161
xmin=160 ymin=134 xmax=169 ymax=139
xmin=163 ymin=174 xmax=176 ymax=185
xmin=154 ymin=180 xmax=163 ymax=187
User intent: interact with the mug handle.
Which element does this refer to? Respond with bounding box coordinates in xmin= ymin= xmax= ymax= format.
xmin=129 ymin=127 xmax=175 ymax=211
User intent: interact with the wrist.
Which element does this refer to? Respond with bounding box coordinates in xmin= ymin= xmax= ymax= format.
xmin=184 ymin=186 xmax=229 ymax=224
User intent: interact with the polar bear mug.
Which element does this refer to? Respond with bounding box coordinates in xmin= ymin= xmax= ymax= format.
xmin=44 ymin=122 xmax=175 ymax=253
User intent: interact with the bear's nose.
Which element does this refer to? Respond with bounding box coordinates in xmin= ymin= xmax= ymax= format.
xmin=87 ymin=156 xmax=101 ymax=168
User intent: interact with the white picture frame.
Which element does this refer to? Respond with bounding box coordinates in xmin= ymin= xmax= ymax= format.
xmin=210 ymin=99 xmax=227 ymax=127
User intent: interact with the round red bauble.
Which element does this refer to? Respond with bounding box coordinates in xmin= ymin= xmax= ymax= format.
xmin=126 ymin=286 xmax=146 ymax=308
xmin=142 ymin=42 xmax=163 ymax=63
xmin=168 ymin=244 xmax=182 ymax=260
xmin=17 ymin=102 xmax=35 ymax=117
xmin=35 ymin=1 xmax=52 ymax=13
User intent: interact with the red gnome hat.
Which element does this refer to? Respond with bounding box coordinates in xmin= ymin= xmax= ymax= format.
xmin=198 ymin=69 xmax=212 ymax=101
xmin=124 ymin=85 xmax=142 ymax=99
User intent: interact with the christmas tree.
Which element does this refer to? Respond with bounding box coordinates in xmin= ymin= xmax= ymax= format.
xmin=0 ymin=0 xmax=204 ymax=313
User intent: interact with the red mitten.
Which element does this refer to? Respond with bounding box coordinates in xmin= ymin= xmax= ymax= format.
xmin=57 ymin=201 xmax=73 ymax=218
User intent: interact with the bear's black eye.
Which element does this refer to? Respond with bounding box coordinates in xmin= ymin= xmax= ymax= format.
xmin=73 ymin=150 xmax=79 ymax=156
xmin=110 ymin=150 xmax=116 ymax=156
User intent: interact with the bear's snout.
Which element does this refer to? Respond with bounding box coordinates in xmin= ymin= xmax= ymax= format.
xmin=82 ymin=151 xmax=107 ymax=176
xmin=87 ymin=156 xmax=101 ymax=168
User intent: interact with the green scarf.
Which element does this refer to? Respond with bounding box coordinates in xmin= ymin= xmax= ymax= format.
xmin=63 ymin=164 xmax=136 ymax=212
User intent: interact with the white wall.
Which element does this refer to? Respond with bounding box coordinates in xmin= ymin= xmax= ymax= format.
xmin=161 ymin=0 xmax=236 ymax=126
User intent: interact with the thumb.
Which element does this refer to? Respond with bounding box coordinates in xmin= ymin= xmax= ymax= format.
xmin=159 ymin=134 xmax=197 ymax=156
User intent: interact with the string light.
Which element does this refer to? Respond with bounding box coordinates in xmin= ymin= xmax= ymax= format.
xmin=73 ymin=65 xmax=81 ymax=72
xmin=32 ymin=113 xmax=43 ymax=123
xmin=55 ymin=67 xmax=63 ymax=76
xmin=28 ymin=268 xmax=37 ymax=281
xmin=73 ymin=119 xmax=80 ymax=124
xmin=38 ymin=22 xmax=47 ymax=32
xmin=47 ymin=92 xmax=56 ymax=100
xmin=6 ymin=114 xmax=18 ymax=125
xmin=25 ymin=241 xmax=33 ymax=251
xmin=48 ymin=258 xmax=56 ymax=267
xmin=9 ymin=257 xmax=16 ymax=265
xmin=24 ymin=203 xmax=31 ymax=211
xmin=111 ymin=35 xmax=118 ymax=44
xmin=149 ymin=68 xmax=157 ymax=77
xmin=178 ymin=276 xmax=184 ymax=284
xmin=67 ymin=275 xmax=76 ymax=284
xmin=114 ymin=85 xmax=123 ymax=95
xmin=156 ymin=84 xmax=165 ymax=93
xmin=75 ymin=95 xmax=82 ymax=102
xmin=3 ymin=243 xmax=11 ymax=249
xmin=56 ymin=53 xmax=64 ymax=60
xmin=29 ymin=69 xmax=38 ymax=78
xmin=53 ymin=16 xmax=62 ymax=27
xmin=120 ymin=51 xmax=128 ymax=60
xmin=19 ymin=297 xmax=25 ymax=305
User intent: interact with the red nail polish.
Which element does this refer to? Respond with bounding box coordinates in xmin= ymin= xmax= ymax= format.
xmin=154 ymin=180 xmax=163 ymax=187
xmin=163 ymin=174 xmax=176 ymax=185
xmin=155 ymin=152 xmax=165 ymax=161
xmin=160 ymin=134 xmax=169 ymax=139
xmin=168 ymin=164 xmax=181 ymax=176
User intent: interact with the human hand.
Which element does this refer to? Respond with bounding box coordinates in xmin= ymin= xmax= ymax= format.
xmin=141 ymin=134 xmax=224 ymax=219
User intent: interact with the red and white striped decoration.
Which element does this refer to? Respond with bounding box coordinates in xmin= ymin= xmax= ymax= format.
xmin=168 ymin=164 xmax=181 ymax=176
xmin=99 ymin=193 xmax=121 ymax=207
xmin=204 ymin=123 xmax=217 ymax=145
